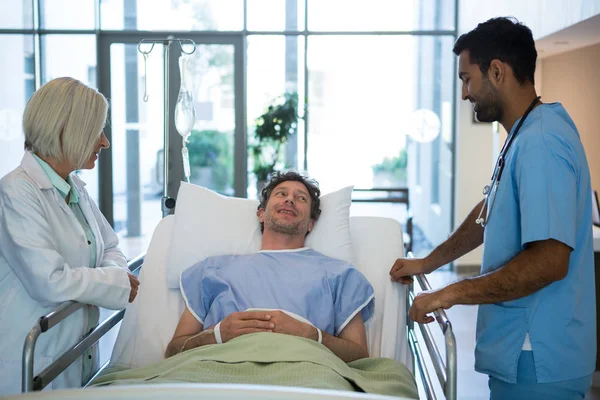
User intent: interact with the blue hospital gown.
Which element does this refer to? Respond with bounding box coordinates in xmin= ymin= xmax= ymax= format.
xmin=180 ymin=248 xmax=375 ymax=336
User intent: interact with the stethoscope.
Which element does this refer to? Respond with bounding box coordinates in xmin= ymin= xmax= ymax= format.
xmin=475 ymin=96 xmax=541 ymax=227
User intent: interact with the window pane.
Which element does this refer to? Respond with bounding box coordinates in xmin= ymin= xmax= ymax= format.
xmin=247 ymin=0 xmax=305 ymax=31
xmin=185 ymin=44 xmax=236 ymax=196
xmin=307 ymin=35 xmax=455 ymax=257
xmin=307 ymin=36 xmax=407 ymax=190
xmin=246 ymin=35 xmax=305 ymax=198
xmin=307 ymin=35 xmax=455 ymax=189
xmin=41 ymin=0 xmax=96 ymax=30
xmin=0 ymin=0 xmax=33 ymax=29
xmin=307 ymin=0 xmax=455 ymax=31
xmin=0 ymin=34 xmax=34 ymax=178
xmin=42 ymin=35 xmax=99 ymax=202
xmin=42 ymin=35 xmax=97 ymax=86
xmin=100 ymin=0 xmax=243 ymax=31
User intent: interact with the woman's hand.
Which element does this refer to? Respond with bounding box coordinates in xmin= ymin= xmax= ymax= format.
xmin=128 ymin=273 xmax=140 ymax=302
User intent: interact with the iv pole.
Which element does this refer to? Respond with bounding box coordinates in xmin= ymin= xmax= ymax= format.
xmin=137 ymin=37 xmax=196 ymax=217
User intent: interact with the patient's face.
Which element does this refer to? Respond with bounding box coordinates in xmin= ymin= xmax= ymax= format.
xmin=258 ymin=181 xmax=315 ymax=236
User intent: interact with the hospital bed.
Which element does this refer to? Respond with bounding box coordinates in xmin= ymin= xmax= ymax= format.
xmin=16 ymin=199 xmax=457 ymax=399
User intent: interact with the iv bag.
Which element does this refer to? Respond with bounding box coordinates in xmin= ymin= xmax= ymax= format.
xmin=175 ymin=56 xmax=196 ymax=140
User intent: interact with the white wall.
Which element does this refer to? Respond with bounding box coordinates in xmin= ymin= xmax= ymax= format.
xmin=541 ymin=43 xmax=600 ymax=192
xmin=459 ymin=0 xmax=600 ymax=39
xmin=453 ymin=89 xmax=495 ymax=266
xmin=453 ymin=0 xmax=598 ymax=267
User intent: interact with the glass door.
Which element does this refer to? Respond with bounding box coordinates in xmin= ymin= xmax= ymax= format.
xmin=98 ymin=36 xmax=163 ymax=259
xmin=97 ymin=34 xmax=244 ymax=260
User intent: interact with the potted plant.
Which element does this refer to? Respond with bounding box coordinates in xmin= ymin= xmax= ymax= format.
xmin=251 ymin=92 xmax=299 ymax=190
xmin=372 ymin=148 xmax=408 ymax=187
xmin=186 ymin=129 xmax=233 ymax=193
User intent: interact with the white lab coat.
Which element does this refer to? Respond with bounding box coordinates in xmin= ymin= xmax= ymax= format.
xmin=0 ymin=152 xmax=131 ymax=395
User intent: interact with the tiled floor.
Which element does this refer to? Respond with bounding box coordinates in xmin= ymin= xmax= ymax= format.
xmin=426 ymin=269 xmax=600 ymax=400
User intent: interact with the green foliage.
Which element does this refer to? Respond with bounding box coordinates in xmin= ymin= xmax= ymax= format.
xmin=372 ymin=148 xmax=408 ymax=183
xmin=251 ymin=93 xmax=299 ymax=181
xmin=187 ymin=129 xmax=233 ymax=192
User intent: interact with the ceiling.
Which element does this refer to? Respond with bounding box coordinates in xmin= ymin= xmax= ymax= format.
xmin=536 ymin=14 xmax=600 ymax=59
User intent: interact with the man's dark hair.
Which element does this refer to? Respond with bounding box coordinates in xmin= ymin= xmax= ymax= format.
xmin=453 ymin=17 xmax=537 ymax=85
xmin=258 ymin=170 xmax=322 ymax=233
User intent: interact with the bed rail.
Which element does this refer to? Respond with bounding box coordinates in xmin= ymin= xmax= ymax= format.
xmin=22 ymin=253 xmax=145 ymax=392
xmin=406 ymin=252 xmax=457 ymax=400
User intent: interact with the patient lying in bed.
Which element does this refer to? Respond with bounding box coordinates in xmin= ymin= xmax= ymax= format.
xmin=165 ymin=172 xmax=374 ymax=363
xmin=92 ymin=172 xmax=418 ymax=398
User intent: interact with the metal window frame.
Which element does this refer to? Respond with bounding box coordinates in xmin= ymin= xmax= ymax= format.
xmin=0 ymin=0 xmax=459 ymax=228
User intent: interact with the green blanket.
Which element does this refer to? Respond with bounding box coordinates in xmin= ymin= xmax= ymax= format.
xmin=92 ymin=333 xmax=418 ymax=398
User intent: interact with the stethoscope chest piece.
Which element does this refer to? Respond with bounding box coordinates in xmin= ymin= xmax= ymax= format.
xmin=474 ymin=96 xmax=541 ymax=228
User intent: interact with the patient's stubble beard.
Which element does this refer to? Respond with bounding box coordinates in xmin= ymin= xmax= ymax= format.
xmin=265 ymin=216 xmax=309 ymax=237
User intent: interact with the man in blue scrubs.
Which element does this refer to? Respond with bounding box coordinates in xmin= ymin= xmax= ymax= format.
xmin=390 ymin=17 xmax=595 ymax=399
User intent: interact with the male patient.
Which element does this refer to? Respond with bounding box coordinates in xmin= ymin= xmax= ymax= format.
xmin=165 ymin=171 xmax=374 ymax=362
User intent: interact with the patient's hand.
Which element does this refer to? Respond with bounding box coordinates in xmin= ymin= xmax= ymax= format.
xmin=219 ymin=311 xmax=275 ymax=343
xmin=269 ymin=310 xmax=314 ymax=339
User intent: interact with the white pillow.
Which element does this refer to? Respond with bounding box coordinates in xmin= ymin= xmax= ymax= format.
xmin=166 ymin=182 xmax=355 ymax=289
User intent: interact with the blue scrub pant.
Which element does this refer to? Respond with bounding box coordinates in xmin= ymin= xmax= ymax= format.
xmin=489 ymin=351 xmax=592 ymax=400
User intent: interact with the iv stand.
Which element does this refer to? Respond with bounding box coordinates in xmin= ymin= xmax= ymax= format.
xmin=137 ymin=37 xmax=196 ymax=217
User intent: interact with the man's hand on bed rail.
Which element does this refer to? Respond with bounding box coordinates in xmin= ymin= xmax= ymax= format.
xmin=390 ymin=257 xmax=434 ymax=284
xmin=409 ymin=289 xmax=452 ymax=324
xmin=128 ymin=273 xmax=140 ymax=303
xmin=389 ymin=257 xmax=453 ymax=324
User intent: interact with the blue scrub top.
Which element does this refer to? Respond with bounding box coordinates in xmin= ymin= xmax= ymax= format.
xmin=476 ymin=103 xmax=596 ymax=384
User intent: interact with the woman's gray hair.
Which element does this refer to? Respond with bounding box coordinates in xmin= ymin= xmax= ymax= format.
xmin=23 ymin=77 xmax=108 ymax=169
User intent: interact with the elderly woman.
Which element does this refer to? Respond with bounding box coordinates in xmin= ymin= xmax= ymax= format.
xmin=0 ymin=77 xmax=139 ymax=394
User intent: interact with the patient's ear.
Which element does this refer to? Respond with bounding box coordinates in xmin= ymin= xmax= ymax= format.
xmin=257 ymin=208 xmax=265 ymax=223
xmin=307 ymin=219 xmax=315 ymax=233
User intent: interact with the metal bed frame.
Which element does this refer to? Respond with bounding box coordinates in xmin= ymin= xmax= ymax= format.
xmin=21 ymin=253 xmax=144 ymax=393
xmin=21 ymin=252 xmax=456 ymax=399
xmin=408 ymin=269 xmax=457 ymax=399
